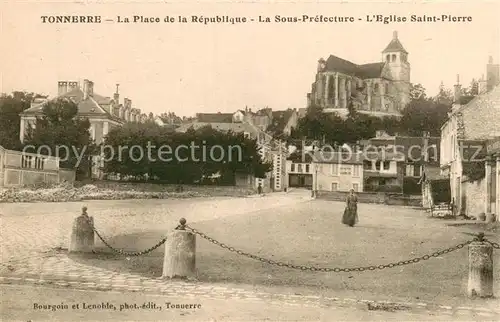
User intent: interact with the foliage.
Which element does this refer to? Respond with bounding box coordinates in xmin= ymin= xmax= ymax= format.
xmin=22 ymin=98 xmax=94 ymax=177
xmin=102 ymin=123 xmax=272 ymax=184
xmin=462 ymin=161 xmax=485 ymax=182
xmin=0 ymin=91 xmax=45 ymax=150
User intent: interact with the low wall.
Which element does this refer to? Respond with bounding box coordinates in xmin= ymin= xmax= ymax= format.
xmin=59 ymin=168 xmax=76 ymax=183
xmin=74 ymin=180 xmax=255 ymax=196
xmin=316 ymin=190 xmax=422 ymax=207
xmin=3 ymin=168 xmax=59 ymax=187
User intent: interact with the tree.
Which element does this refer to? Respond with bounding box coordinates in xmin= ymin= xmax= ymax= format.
xmin=0 ymin=91 xmax=45 ymax=150
xmin=102 ymin=122 xmax=272 ymax=184
xmin=23 ymin=98 xmax=93 ymax=177
xmin=399 ymin=83 xmax=452 ymax=136
xmin=159 ymin=111 xmax=183 ymax=125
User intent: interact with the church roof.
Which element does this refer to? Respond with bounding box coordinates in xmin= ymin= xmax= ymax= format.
xmin=324 ymin=55 xmax=386 ymax=79
xmin=382 ymin=31 xmax=408 ymax=53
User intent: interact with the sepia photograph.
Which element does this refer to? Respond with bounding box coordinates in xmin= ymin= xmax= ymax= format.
xmin=1 ymin=0 xmax=499 ymax=321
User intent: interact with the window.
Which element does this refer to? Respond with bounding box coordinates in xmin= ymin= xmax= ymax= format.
xmin=353 ymin=165 xmax=360 ymax=177
xmin=376 ymin=161 xmax=382 ymax=171
xmin=385 ymin=84 xmax=389 ymax=95
xmin=332 ymin=163 xmax=339 ymax=175
xmin=331 ymin=182 xmax=338 ymax=191
xmin=383 ymin=161 xmax=390 ymax=170
xmin=340 ymin=166 xmax=352 ymax=175
xmin=374 ymin=83 xmax=379 ymax=93
xmin=353 ymin=183 xmax=359 ymax=192
xmin=406 ymin=164 xmax=414 ymax=176
xmin=363 ymin=160 xmax=372 ymax=170
xmin=391 ymin=54 xmax=396 ymax=62
xmin=305 ymin=164 xmax=310 ymax=173
xmin=291 ymin=163 xmax=295 ymax=172
xmin=298 ymin=164 xmax=303 ymax=173
xmin=386 ymin=54 xmax=390 ymax=62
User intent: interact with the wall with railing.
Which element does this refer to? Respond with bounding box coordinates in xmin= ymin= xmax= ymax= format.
xmin=0 ymin=146 xmax=75 ymax=187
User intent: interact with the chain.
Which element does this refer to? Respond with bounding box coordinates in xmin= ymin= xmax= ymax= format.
xmin=485 ymin=238 xmax=500 ymax=249
xmin=186 ymin=225 xmax=476 ymax=272
xmin=83 ymin=215 xmax=168 ymax=256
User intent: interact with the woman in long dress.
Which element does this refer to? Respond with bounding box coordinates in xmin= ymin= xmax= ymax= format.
xmin=342 ymin=189 xmax=358 ymax=227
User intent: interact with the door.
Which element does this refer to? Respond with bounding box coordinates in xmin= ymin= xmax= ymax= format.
xmin=456 ymin=176 xmax=462 ymax=215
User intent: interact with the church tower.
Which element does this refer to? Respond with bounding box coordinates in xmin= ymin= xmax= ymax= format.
xmin=382 ymin=31 xmax=411 ymax=110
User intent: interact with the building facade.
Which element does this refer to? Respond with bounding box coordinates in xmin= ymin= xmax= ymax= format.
xmin=312 ymin=151 xmax=364 ymax=192
xmin=440 ymin=59 xmax=500 ymax=219
xmin=19 ymin=80 xmax=144 ymax=178
xmin=307 ymin=31 xmax=410 ymax=117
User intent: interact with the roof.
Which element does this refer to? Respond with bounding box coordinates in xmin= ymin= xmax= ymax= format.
xmin=196 ymin=113 xmax=233 ymax=123
xmin=175 ymin=121 xmax=258 ymax=134
xmin=394 ymin=136 xmax=441 ymax=164
xmin=423 ymin=165 xmax=448 ymax=181
xmin=312 ymin=151 xmax=364 ymax=164
xmin=21 ymin=87 xmax=118 ymax=119
xmin=382 ymin=33 xmax=408 ymax=53
xmin=323 ymin=56 xmax=386 ymax=79
xmin=486 ymin=137 xmax=500 ymax=155
xmin=454 ymin=84 xmax=500 ymax=140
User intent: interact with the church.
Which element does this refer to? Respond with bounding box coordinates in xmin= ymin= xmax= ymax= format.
xmin=307 ymin=31 xmax=411 ymax=117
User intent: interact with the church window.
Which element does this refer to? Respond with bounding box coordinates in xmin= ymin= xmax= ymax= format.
xmin=391 ymin=54 xmax=396 ymax=62
xmin=385 ymin=83 xmax=389 ymax=94
xmin=386 ymin=54 xmax=390 ymax=62
xmin=374 ymin=83 xmax=379 ymax=93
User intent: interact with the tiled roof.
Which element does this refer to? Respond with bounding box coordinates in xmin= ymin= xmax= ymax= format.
xmin=454 ymin=85 xmax=500 ymax=140
xmin=324 ymin=55 xmax=386 ymax=79
xmin=312 ymin=151 xmax=364 ymax=164
xmin=394 ymin=136 xmax=441 ymax=164
xmin=356 ymin=63 xmax=386 ymax=79
xmin=423 ymin=165 xmax=447 ymax=181
xmin=21 ymin=87 xmax=109 ymax=116
xmin=382 ymin=38 xmax=408 ymax=54
xmin=175 ymin=121 xmax=258 ymax=135
xmin=196 ymin=113 xmax=234 ymax=123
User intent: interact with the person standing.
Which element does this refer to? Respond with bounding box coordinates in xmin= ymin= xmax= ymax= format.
xmin=342 ymin=189 xmax=358 ymax=227
xmin=257 ymin=183 xmax=262 ymax=195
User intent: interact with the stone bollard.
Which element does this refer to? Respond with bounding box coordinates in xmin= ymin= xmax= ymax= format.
xmin=467 ymin=233 xmax=494 ymax=298
xmin=69 ymin=206 xmax=95 ymax=253
xmin=162 ymin=218 xmax=196 ymax=279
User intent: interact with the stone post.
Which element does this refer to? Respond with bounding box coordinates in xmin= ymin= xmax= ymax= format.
xmin=162 ymin=218 xmax=196 ymax=279
xmin=69 ymin=206 xmax=95 ymax=253
xmin=467 ymin=233 xmax=494 ymax=298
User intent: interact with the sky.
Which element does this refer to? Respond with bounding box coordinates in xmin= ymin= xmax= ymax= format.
xmin=1 ymin=1 xmax=499 ymax=117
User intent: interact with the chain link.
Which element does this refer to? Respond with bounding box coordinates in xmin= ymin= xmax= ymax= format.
xmin=186 ymin=225 xmax=477 ymax=272
xmin=485 ymin=238 xmax=500 ymax=249
xmin=83 ymin=215 xmax=168 ymax=257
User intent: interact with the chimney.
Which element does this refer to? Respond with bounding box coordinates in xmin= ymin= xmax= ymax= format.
xmin=478 ymin=74 xmax=488 ymax=94
xmin=82 ymin=79 xmax=93 ymax=100
xmin=57 ymin=81 xmax=68 ymax=96
xmin=453 ymin=74 xmax=462 ymax=103
xmin=423 ymin=132 xmax=430 ymax=162
xmin=68 ymin=81 xmax=78 ymax=92
xmin=113 ymin=84 xmax=120 ymax=106
xmin=486 ymin=56 xmax=500 ymax=91
xmin=393 ymin=30 xmax=398 ymax=39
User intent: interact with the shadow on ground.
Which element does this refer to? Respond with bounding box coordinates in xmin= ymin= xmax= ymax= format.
xmin=68 ymin=202 xmax=500 ymax=308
